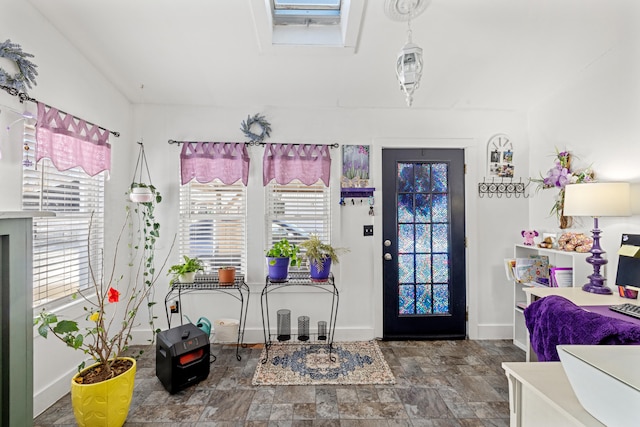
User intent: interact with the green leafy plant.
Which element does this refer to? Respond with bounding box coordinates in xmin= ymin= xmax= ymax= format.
xmin=266 ymin=238 xmax=300 ymax=266
xmin=34 ymin=210 xmax=174 ymax=384
xmin=167 ymin=255 xmax=204 ymax=277
xmin=298 ymin=234 xmax=349 ymax=271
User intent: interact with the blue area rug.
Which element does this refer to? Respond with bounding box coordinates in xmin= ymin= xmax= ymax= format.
xmin=252 ymin=340 xmax=395 ymax=385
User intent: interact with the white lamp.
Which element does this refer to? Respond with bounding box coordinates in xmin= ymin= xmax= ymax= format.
xmin=384 ymin=0 xmax=431 ymax=107
xmin=563 ymin=182 xmax=631 ymax=294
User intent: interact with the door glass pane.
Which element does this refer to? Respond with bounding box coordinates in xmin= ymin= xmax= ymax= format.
xmin=397 ymin=161 xmax=451 ymax=316
xmin=398 ymin=163 xmax=414 ymax=192
xmin=399 ymin=285 xmax=415 ymax=314
xmin=397 ymin=194 xmax=414 ymax=223
xmin=416 ymin=284 xmax=432 ymax=314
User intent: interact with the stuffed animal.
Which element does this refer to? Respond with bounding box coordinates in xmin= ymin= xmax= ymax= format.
xmin=558 ymin=232 xmax=593 ymax=252
xmin=521 ymin=230 xmax=539 ymax=246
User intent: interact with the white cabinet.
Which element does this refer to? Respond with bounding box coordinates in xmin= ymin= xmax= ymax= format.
xmin=511 ymin=244 xmax=592 ymax=352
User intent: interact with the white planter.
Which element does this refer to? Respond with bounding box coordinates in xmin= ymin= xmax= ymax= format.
xmin=178 ymin=272 xmax=196 ymax=283
xmin=129 ymin=187 xmax=153 ymax=203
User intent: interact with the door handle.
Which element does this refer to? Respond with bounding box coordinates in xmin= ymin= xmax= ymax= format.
xmin=384 ymin=253 xmax=392 ymax=261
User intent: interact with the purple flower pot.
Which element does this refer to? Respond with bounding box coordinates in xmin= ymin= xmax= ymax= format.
xmin=267 ymin=257 xmax=290 ymax=282
xmin=310 ymin=258 xmax=332 ymax=282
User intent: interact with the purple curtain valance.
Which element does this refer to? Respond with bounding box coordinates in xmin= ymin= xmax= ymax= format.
xmin=35 ymin=102 xmax=111 ymax=177
xmin=180 ymin=142 xmax=250 ymax=185
xmin=262 ymin=143 xmax=331 ymax=186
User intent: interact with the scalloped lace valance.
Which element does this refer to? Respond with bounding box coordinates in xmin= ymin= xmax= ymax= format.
xmin=180 ymin=142 xmax=250 ymax=185
xmin=263 ymin=143 xmax=331 ymax=186
xmin=35 ymin=102 xmax=111 ymax=177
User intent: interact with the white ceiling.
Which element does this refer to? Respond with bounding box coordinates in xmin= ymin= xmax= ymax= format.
xmin=27 ymin=0 xmax=636 ymax=111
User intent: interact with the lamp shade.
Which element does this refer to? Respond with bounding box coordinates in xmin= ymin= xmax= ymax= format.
xmin=563 ymin=182 xmax=631 ymax=217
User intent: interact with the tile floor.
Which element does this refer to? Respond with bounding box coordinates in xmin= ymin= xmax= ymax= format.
xmin=34 ymin=339 xmax=524 ymax=426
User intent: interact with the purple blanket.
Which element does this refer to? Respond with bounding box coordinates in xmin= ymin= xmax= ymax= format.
xmin=524 ymin=295 xmax=640 ymax=361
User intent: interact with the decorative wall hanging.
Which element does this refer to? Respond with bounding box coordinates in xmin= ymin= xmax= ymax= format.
xmin=530 ymin=149 xmax=595 ymax=229
xmin=35 ymin=102 xmax=111 ymax=177
xmin=180 ymin=142 xmax=250 ymax=185
xmin=241 ymin=113 xmax=271 ymax=144
xmin=486 ymin=133 xmax=514 ymax=178
xmin=0 ymin=39 xmax=38 ymax=95
xmin=341 ymin=145 xmax=370 ymax=188
xmin=477 ymin=177 xmax=529 ymax=198
xmin=263 ymin=143 xmax=331 ymax=186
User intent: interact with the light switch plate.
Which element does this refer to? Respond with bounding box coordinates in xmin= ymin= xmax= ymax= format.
xmin=363 ymin=225 xmax=373 ymax=236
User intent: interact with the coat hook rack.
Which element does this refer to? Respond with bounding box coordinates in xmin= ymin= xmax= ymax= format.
xmin=478 ymin=177 xmax=529 ymax=198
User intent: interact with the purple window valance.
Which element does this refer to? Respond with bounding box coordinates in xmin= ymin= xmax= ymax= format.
xmin=262 ymin=143 xmax=331 ymax=186
xmin=180 ymin=142 xmax=250 ymax=185
xmin=35 ymin=102 xmax=111 ymax=177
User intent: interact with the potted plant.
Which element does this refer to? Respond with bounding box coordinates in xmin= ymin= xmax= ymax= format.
xmin=167 ymin=255 xmax=204 ymax=283
xmin=128 ymin=182 xmax=156 ymax=203
xmin=266 ymin=238 xmax=300 ymax=282
xmin=218 ymin=266 xmax=236 ymax=285
xmin=299 ymin=234 xmax=349 ymax=281
xmin=34 ymin=209 xmax=173 ymax=427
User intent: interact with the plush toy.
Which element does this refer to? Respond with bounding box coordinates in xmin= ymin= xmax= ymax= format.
xmin=538 ymin=236 xmax=555 ymax=249
xmin=558 ymin=232 xmax=593 ymax=252
xmin=521 ymin=230 xmax=539 ymax=246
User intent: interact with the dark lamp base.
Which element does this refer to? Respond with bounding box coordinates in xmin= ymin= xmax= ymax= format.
xmin=582 ymin=283 xmax=612 ymax=295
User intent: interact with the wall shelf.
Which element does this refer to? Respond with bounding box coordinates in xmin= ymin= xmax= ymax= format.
xmin=340 ymin=187 xmax=375 ymax=198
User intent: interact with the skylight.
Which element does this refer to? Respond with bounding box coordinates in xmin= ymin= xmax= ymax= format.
xmin=249 ymin=0 xmax=363 ymax=51
xmin=273 ymin=0 xmax=342 ymax=26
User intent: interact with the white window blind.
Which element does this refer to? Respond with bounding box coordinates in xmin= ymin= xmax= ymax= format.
xmin=266 ymin=180 xmax=331 ymax=267
xmin=178 ymin=180 xmax=247 ymax=273
xmin=21 ymin=123 xmax=105 ymax=307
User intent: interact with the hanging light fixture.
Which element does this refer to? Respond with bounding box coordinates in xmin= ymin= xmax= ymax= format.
xmin=384 ymin=0 xmax=431 ymax=107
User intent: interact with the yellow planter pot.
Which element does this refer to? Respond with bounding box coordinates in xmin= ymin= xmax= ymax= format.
xmin=70 ymin=357 xmax=136 ymax=427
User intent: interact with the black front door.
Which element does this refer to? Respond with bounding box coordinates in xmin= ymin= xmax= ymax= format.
xmin=382 ymin=148 xmax=466 ymax=339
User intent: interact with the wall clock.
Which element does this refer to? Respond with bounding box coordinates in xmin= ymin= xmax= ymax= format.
xmin=487 ymin=133 xmax=514 ymax=178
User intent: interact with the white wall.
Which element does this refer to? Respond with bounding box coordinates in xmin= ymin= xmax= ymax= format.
xmin=528 ymin=15 xmax=640 ymax=283
xmin=1 ymin=0 xmax=134 ymax=416
xmin=132 ymin=104 xmax=528 ymax=346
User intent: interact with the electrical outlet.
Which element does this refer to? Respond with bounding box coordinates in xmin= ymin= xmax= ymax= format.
xmin=363 ymin=225 xmax=374 ymax=236
xmin=170 ymin=301 xmax=179 ymax=314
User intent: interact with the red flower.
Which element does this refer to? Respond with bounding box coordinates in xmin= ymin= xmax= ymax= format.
xmin=108 ymin=287 xmax=120 ymax=303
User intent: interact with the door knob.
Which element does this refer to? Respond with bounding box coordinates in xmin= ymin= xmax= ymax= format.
xmin=384 ymin=253 xmax=392 ymax=261
xmin=384 ymin=240 xmax=391 ymax=247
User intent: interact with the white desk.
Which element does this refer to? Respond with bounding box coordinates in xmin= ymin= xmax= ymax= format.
xmin=502 ymin=362 xmax=605 ymax=427
xmin=522 ymin=287 xmax=630 ymax=361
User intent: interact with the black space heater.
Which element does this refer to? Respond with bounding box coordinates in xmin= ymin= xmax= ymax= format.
xmin=156 ymin=323 xmax=210 ymax=394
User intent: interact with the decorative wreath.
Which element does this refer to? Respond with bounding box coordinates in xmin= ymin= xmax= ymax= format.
xmin=0 ymin=39 xmax=38 ymax=93
xmin=240 ymin=113 xmax=271 ymax=143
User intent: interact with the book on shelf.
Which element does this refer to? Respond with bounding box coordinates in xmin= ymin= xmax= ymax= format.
xmin=550 ymin=267 xmax=573 ymax=287
xmin=516 ymin=301 xmax=528 ymax=310
xmin=514 ymin=255 xmax=550 ymax=285
xmin=504 ymin=258 xmax=516 ymax=281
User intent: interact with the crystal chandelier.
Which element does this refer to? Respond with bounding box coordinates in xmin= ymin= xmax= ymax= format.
xmin=384 ymin=0 xmax=431 ymax=106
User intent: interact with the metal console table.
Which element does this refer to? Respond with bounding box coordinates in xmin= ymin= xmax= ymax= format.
xmin=164 ymin=273 xmax=249 ymax=361
xmin=260 ymin=271 xmax=339 ymax=364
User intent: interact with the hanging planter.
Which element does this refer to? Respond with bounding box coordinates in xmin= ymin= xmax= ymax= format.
xmin=128 ymin=142 xmax=160 ymax=204
xmin=129 ymin=184 xmax=154 ymax=203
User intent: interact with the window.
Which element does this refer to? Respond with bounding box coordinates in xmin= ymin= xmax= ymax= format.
xmin=22 ymin=123 xmax=105 ymax=307
xmin=178 ymin=180 xmax=247 ymax=273
xmin=266 ymin=180 xmax=331 ymax=267
xmin=272 ymin=0 xmax=341 ymax=25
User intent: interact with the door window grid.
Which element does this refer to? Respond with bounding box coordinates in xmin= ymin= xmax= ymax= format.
xmin=21 ymin=123 xmax=105 ymax=308
xmin=265 ymin=180 xmax=331 ymax=270
xmin=178 ymin=180 xmax=247 ymax=273
xmin=397 ymin=162 xmax=450 ymax=315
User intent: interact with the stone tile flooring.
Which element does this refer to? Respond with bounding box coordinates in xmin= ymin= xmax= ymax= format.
xmin=34 ymin=340 xmax=524 ymax=426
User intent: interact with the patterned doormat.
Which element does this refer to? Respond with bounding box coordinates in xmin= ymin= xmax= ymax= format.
xmin=252 ymin=340 xmax=395 ymax=386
